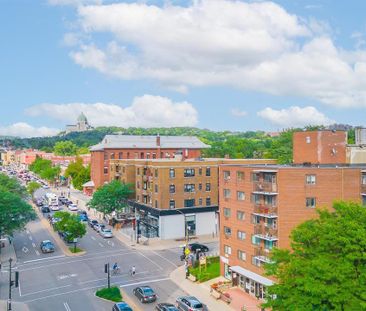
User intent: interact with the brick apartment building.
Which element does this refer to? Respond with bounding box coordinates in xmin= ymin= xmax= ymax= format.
xmin=110 ymin=158 xmax=276 ymax=240
xmin=90 ymin=135 xmax=210 ymax=190
xmin=219 ymin=130 xmax=366 ymax=300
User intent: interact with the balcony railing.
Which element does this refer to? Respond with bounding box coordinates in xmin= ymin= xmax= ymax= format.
xmin=254 ymin=224 xmax=278 ymax=241
xmin=254 ymin=247 xmax=273 ymax=264
xmin=253 ymin=204 xmax=277 ymax=216
xmin=253 ymin=181 xmax=277 ymax=193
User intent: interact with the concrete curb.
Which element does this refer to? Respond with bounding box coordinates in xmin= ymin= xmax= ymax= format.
xmin=93 ymin=288 xmax=142 ymax=311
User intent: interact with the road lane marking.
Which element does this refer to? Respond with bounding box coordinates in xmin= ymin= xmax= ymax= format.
xmin=151 ymin=250 xmax=178 ymax=268
xmin=22 ymin=255 xmax=66 ymax=264
xmin=21 ymin=284 xmax=72 ymax=297
xmin=18 ymin=279 xmax=22 ymax=296
xmin=78 ymin=270 xmax=154 ymax=285
xmin=32 ymin=242 xmax=36 ymax=248
xmin=120 ymin=277 xmax=170 ymax=288
xmin=63 ymin=302 xmax=71 ymax=311
xmin=98 ymin=242 xmax=104 ymax=248
xmin=137 ymin=251 xmax=164 ymax=270
xmin=22 ymin=246 xmax=29 ymax=253
xmin=107 ymin=240 xmax=115 ymax=247
xmin=35 ymin=250 xmax=40 ymax=256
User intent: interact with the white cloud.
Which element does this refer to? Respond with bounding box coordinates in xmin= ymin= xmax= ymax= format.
xmin=257 ymin=106 xmax=335 ymax=128
xmin=0 ymin=123 xmax=60 ymax=138
xmin=231 ymin=108 xmax=247 ymax=117
xmin=25 ymin=95 xmax=198 ymax=128
xmin=65 ymin=0 xmax=366 ymax=108
xmin=48 ymin=0 xmax=102 ymax=6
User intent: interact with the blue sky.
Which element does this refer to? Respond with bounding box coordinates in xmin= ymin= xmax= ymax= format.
xmin=1 ymin=0 xmax=366 ymax=137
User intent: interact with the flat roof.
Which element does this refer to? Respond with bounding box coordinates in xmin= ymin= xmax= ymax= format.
xmin=221 ymin=163 xmax=366 ymax=169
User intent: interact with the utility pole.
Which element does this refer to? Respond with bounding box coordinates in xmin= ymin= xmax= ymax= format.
xmin=104 ymin=263 xmax=110 ymax=289
xmin=8 ymin=258 xmax=12 ymax=311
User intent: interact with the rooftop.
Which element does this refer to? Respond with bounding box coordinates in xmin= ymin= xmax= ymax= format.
xmin=90 ymin=135 xmax=210 ymax=151
xmin=221 ymin=163 xmax=366 ymax=169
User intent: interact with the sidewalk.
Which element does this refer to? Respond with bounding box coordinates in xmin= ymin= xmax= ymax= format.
xmin=0 ymin=300 xmax=29 ymax=311
xmin=0 ymin=238 xmax=17 ymax=266
xmin=170 ymin=266 xmax=234 ymax=311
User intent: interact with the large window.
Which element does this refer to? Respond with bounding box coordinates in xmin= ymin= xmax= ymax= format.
xmin=155 ymin=169 xmax=158 ymax=178
xmin=237 ymin=171 xmax=245 ymax=181
xmin=362 ymin=174 xmax=366 ymax=185
xmin=169 ymin=184 xmax=175 ymax=193
xmin=237 ymin=191 xmax=245 ymax=201
xmin=154 ymin=184 xmax=158 ymax=193
xmin=103 ymin=167 xmax=108 ymax=174
xmin=238 ymin=250 xmax=246 ymax=261
xmin=251 ymin=235 xmax=260 ymax=245
xmin=198 ymin=198 xmax=203 ymax=206
xmin=306 ymin=197 xmax=316 ymax=208
xmin=237 ymin=230 xmax=246 ymax=240
xmin=223 ymin=208 xmax=231 ymax=218
xmin=118 ymin=152 xmax=123 ymax=159
xmin=237 ymin=210 xmax=245 ymax=221
xmin=110 ymin=153 xmax=115 ymax=160
xmin=184 ymin=168 xmax=195 ymax=177
xmin=224 ymin=226 xmax=232 ymax=236
xmin=205 ymin=183 xmax=211 ymax=191
xmin=184 ymin=199 xmax=195 ymax=207
xmin=184 ymin=184 xmax=195 ymax=192
xmin=223 ymin=171 xmax=231 ymax=180
xmin=306 ymin=174 xmax=316 ymax=185
xmin=206 ymin=197 xmax=211 ymax=206
xmin=198 ymin=183 xmax=202 ymax=191
xmin=169 ymin=200 xmax=175 ymax=209
xmin=223 ymin=189 xmax=231 ymax=198
xmin=206 ymin=167 xmax=211 ymax=177
xmin=185 ymin=215 xmax=196 ymax=236
xmin=224 ymin=245 xmax=232 ymax=255
xmin=169 ymin=168 xmax=175 ymax=178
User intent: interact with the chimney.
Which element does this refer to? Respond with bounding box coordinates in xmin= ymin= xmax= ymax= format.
xmin=156 ymin=134 xmax=161 ymax=147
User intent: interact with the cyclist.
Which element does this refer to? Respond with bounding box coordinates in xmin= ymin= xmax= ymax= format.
xmin=112 ymin=262 xmax=120 ymax=274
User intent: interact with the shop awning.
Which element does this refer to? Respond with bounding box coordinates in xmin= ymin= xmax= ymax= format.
xmin=82 ymin=180 xmax=94 ymax=188
xmin=229 ymin=266 xmax=274 ymax=286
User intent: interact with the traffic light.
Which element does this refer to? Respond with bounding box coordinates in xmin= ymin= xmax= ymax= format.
xmin=15 ymin=271 xmax=19 ymax=288
xmin=104 ymin=263 xmax=108 ymax=274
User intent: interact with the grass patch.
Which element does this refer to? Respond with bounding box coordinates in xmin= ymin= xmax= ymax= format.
xmin=69 ymin=246 xmax=83 ymax=253
xmin=189 ymin=256 xmax=220 ymax=282
xmin=96 ymin=286 xmax=122 ymax=302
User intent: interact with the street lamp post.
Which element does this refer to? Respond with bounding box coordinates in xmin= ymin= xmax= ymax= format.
xmin=8 ymin=258 xmax=12 ymax=311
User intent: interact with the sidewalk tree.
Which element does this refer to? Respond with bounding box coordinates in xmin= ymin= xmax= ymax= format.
xmin=263 ymin=201 xmax=366 ymax=310
xmin=27 ymin=181 xmax=41 ymax=196
xmin=0 ymin=173 xmax=28 ymax=199
xmin=54 ymin=140 xmax=78 ymax=156
xmin=87 ymin=180 xmax=134 ymax=215
xmin=65 ymin=157 xmax=90 ymax=190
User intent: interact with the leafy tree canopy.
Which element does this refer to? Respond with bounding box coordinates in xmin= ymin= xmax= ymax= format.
xmin=54 ymin=140 xmax=78 ymax=156
xmin=0 ymin=173 xmax=28 ymax=199
xmin=65 ymin=157 xmax=91 ymax=190
xmin=27 ymin=181 xmax=41 ymax=196
xmin=263 ymin=201 xmax=366 ymax=311
xmin=53 ymin=211 xmax=86 ymax=247
xmin=88 ymin=181 xmax=134 ymax=215
xmin=29 ymin=157 xmax=61 ymax=182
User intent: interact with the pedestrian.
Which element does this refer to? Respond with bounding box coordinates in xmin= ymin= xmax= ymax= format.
xmin=130 ymin=265 xmax=136 ymax=276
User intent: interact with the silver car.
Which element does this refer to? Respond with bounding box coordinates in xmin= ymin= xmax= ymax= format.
xmin=176 ymin=296 xmax=204 ymax=311
xmin=100 ymin=228 xmax=113 ymax=238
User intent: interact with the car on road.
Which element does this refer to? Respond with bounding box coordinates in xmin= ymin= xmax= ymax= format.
xmin=68 ymin=204 xmax=78 ymax=211
xmin=78 ymin=214 xmax=88 ymax=222
xmin=35 ymin=200 xmax=44 ymax=207
xmin=50 ymin=204 xmax=60 ymax=211
xmin=65 ymin=200 xmax=73 ymax=206
xmin=112 ymin=302 xmax=133 ymax=311
xmin=133 ymin=286 xmax=157 ymax=303
xmin=100 ymin=228 xmax=113 ymax=238
xmin=41 ymin=205 xmax=50 ymax=213
xmin=58 ymin=196 xmax=67 ymax=204
xmin=42 ymin=184 xmax=50 ymax=189
xmin=156 ymin=303 xmax=179 ymax=311
xmin=176 ymin=296 xmax=204 ymax=311
xmin=88 ymin=219 xmax=98 ymax=228
xmin=94 ymin=223 xmax=106 ymax=232
xmin=40 ymin=240 xmax=55 ymax=253
xmin=189 ymin=243 xmax=209 ymax=253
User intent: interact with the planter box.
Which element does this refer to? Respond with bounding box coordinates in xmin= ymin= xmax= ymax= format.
xmin=210 ymin=289 xmax=221 ymax=300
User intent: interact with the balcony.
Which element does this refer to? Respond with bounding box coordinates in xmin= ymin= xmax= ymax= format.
xmin=253 ymin=204 xmax=278 ymax=218
xmin=254 ymin=247 xmax=273 ymax=264
xmin=254 ymin=224 xmax=278 ymax=241
xmin=253 ymin=181 xmax=277 ymax=194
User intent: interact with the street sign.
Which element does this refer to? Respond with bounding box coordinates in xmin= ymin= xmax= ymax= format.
xmin=199 ymin=256 xmax=207 ymax=266
xmin=185 ymin=247 xmax=191 ymax=256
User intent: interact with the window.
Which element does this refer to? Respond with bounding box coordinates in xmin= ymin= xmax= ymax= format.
xmin=306 ymin=175 xmax=316 ymax=185
xmin=184 ymin=168 xmax=195 ymax=177
xmin=223 ymin=170 xmax=231 ymax=180
xmin=103 ymin=167 xmax=108 ymax=174
xmin=251 ymin=173 xmax=260 ymax=182
xmin=184 ymin=199 xmax=195 ymax=207
xmin=237 ymin=230 xmax=246 ymax=240
xmin=155 ymin=169 xmax=158 ymax=178
xmin=306 ymin=136 xmax=311 ymax=144
xmin=198 ymin=183 xmax=202 ymax=191
xmin=184 ymin=184 xmax=195 ymax=192
xmin=264 ymin=240 xmax=277 ymax=250
xmin=104 ymin=152 xmax=108 ymax=160
xmin=238 ymin=250 xmax=246 ymax=261
xmin=165 ymin=152 xmax=171 ymax=158
xmin=169 ymin=184 xmax=175 ymax=193
xmin=155 ymin=200 xmax=158 ymax=208
xmin=118 ymin=152 xmax=123 ymax=159
xmin=251 ymin=194 xmax=260 ymax=205
xmin=169 ymin=168 xmax=175 ymax=178
xmin=264 ymin=195 xmax=276 ymax=206
xmin=206 ymin=167 xmax=211 ymax=176
xmin=198 ymin=168 xmax=202 ymax=175
xmin=223 ymin=208 xmax=231 ymax=218
xmin=224 ymin=226 xmax=232 ymax=236
xmin=146 ymin=152 xmax=150 ymax=159
xmin=198 ymin=198 xmax=203 ymax=206
xmin=152 ymin=153 xmax=156 ymax=159
xmin=362 ymin=174 xmax=366 ymax=185
xmin=224 ymin=245 xmax=232 ymax=255
xmin=306 ymin=197 xmax=316 ymax=208
xmin=140 ymin=152 xmax=144 ymax=158
xmin=251 ymin=235 xmax=260 ymax=245
xmin=223 ymin=189 xmax=231 ymax=198
xmin=169 ymin=200 xmax=175 ymax=209
xmin=154 ymin=184 xmax=158 ymax=193
xmin=252 ymin=215 xmax=261 ymax=224
xmin=237 ymin=171 xmax=245 ymax=181
xmin=206 ymin=197 xmax=211 ymax=206
xmin=237 ymin=210 xmax=245 ymax=220
xmin=110 ymin=153 xmax=115 ymax=160
xmin=237 ymin=191 xmax=245 ymax=201
xmin=206 ymin=183 xmax=211 ymax=191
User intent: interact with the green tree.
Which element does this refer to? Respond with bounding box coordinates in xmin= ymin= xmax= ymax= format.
xmin=65 ymin=157 xmax=91 ymax=190
xmin=265 ymin=129 xmax=298 ymax=164
xmin=40 ymin=165 xmax=61 ymax=183
xmin=54 ymin=140 xmax=78 ymax=156
xmin=87 ymin=181 xmax=134 ymax=215
xmin=0 ymin=189 xmax=36 ymax=238
xmin=0 ymin=173 xmax=28 ymax=199
xmin=53 ymin=211 xmax=86 ymax=252
xmin=27 ymin=181 xmax=41 ymax=196
xmin=263 ymin=201 xmax=366 ymax=310
xmin=77 ymin=146 xmax=90 ymax=155
xmin=29 ymin=157 xmax=52 ymax=174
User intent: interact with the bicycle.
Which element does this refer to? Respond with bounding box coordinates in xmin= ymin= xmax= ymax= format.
xmin=111 ymin=267 xmax=121 ymax=275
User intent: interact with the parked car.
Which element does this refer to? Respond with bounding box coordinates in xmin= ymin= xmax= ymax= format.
xmin=78 ymin=214 xmax=88 ymax=222
xmin=40 ymin=240 xmax=55 ymax=253
xmin=42 ymin=185 xmax=50 ymax=189
xmin=188 ymin=243 xmax=209 ymax=253
xmin=68 ymin=204 xmax=78 ymax=211
xmin=93 ymin=223 xmax=106 ymax=232
xmin=176 ymin=296 xmax=204 ymax=311
xmin=156 ymin=303 xmax=179 ymax=311
xmin=50 ymin=204 xmax=60 ymax=211
xmin=112 ymin=302 xmax=133 ymax=311
xmin=88 ymin=219 xmax=98 ymax=228
xmin=133 ymin=286 xmax=157 ymax=303
xmin=77 ymin=210 xmax=87 ymax=215
xmin=58 ymin=196 xmax=67 ymax=204
xmin=60 ymin=231 xmax=75 ymax=243
xmin=65 ymin=200 xmax=73 ymax=206
xmin=100 ymin=228 xmax=113 ymax=238
xmin=41 ymin=205 xmax=50 ymax=213
xmin=36 ymin=200 xmax=44 ymax=207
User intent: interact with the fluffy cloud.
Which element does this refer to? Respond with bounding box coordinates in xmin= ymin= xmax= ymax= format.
xmin=25 ymin=95 xmax=198 ymax=127
xmin=66 ymin=0 xmax=366 ymax=107
xmin=0 ymin=123 xmax=60 ymax=138
xmin=231 ymin=108 xmax=247 ymax=117
xmin=257 ymin=106 xmax=335 ymax=128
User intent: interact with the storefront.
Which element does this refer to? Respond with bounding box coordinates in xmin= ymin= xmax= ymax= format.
xmin=229 ymin=266 xmax=273 ymax=300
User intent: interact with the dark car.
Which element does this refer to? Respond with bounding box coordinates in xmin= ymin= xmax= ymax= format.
xmin=112 ymin=302 xmax=133 ymax=311
xmin=36 ymin=200 xmax=44 ymax=207
xmin=189 ymin=243 xmax=209 ymax=253
xmin=40 ymin=240 xmax=55 ymax=253
xmin=41 ymin=205 xmax=50 ymax=213
xmin=88 ymin=219 xmax=98 ymax=228
xmin=156 ymin=303 xmax=179 ymax=311
xmin=133 ymin=286 xmax=157 ymax=303
xmin=65 ymin=200 xmax=73 ymax=207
